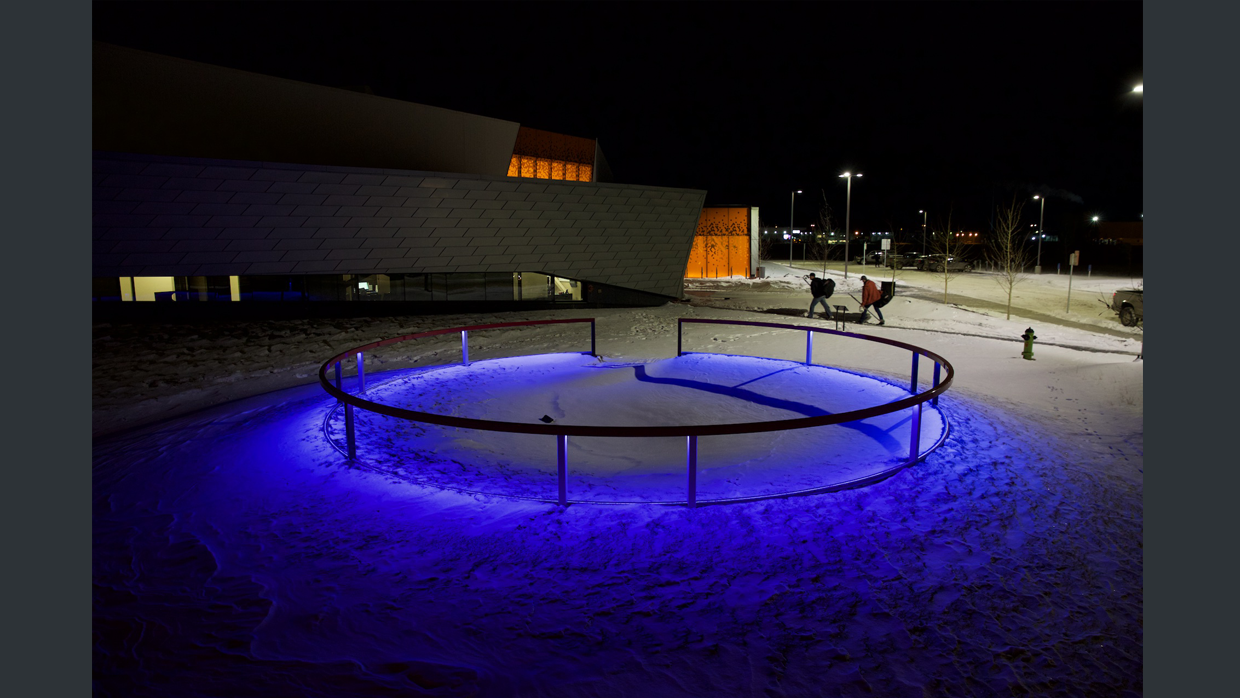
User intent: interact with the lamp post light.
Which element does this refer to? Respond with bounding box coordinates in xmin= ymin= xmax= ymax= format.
xmin=918 ymin=210 xmax=927 ymax=255
xmin=1033 ymin=194 xmax=1046 ymax=274
xmin=789 ymin=190 xmax=802 ymax=269
xmin=840 ymin=173 xmax=861 ymax=279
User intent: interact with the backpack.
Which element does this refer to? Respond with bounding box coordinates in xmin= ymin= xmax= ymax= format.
xmin=822 ymin=278 xmax=835 ymax=298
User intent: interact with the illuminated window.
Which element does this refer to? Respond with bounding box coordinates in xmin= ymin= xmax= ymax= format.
xmin=507 ymin=155 xmax=593 ymax=181
xmin=133 ymin=276 xmax=177 ymax=301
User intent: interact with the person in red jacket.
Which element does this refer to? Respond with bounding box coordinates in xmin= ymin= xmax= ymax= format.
xmin=859 ymin=275 xmax=885 ymax=325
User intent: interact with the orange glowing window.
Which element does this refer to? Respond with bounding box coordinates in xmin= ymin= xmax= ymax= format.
xmin=520 ymin=156 xmax=536 ymax=178
xmin=551 ymin=160 xmax=565 ymax=180
xmin=536 ymin=158 xmax=551 ymax=179
xmin=578 ymin=164 xmax=592 ymax=182
xmin=564 ymin=162 xmax=579 ymax=181
xmin=507 ymin=155 xmax=520 ymax=177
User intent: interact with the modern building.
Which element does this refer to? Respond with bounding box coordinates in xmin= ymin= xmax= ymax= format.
xmin=684 ymin=207 xmax=759 ymax=279
xmin=92 ymin=43 xmax=706 ymax=317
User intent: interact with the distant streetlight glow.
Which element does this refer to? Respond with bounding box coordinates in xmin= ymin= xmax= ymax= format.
xmin=918 ymin=210 xmax=928 ymax=255
xmin=840 ymin=173 xmax=862 ymax=278
xmin=789 ymin=191 xmax=802 ymax=267
xmin=1033 ymin=194 xmax=1046 ymax=273
xmin=1132 ymin=84 xmax=1143 ymax=93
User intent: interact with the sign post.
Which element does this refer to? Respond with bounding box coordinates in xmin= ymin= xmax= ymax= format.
xmin=1066 ymin=250 xmax=1079 ymax=313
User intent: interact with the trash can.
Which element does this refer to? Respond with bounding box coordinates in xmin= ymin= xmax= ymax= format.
xmin=876 ymin=281 xmax=895 ymax=308
xmin=756 ymin=266 xmax=766 ymax=279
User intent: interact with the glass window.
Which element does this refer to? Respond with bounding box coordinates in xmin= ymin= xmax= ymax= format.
xmin=550 ymin=160 xmax=565 ymax=180
xmin=132 ymin=276 xmax=177 ymax=302
xmin=506 ymin=155 xmax=520 ymax=177
xmin=536 ymin=158 xmax=551 ymax=179
xmin=304 ymin=274 xmax=343 ymax=302
xmin=520 ymin=156 xmax=536 ymax=178
xmin=553 ymin=276 xmax=583 ymax=301
xmin=517 ymin=272 xmax=551 ymax=300
xmin=93 ymin=277 xmax=123 ymax=302
xmin=428 ymin=273 xmax=448 ymax=301
xmin=486 ymin=272 xmax=516 ymax=301
xmin=564 ymin=162 xmax=579 ymax=181
xmin=446 ymin=273 xmax=487 ymax=300
xmin=401 ymin=273 xmax=433 ymax=301
xmin=356 ymin=274 xmax=395 ymax=301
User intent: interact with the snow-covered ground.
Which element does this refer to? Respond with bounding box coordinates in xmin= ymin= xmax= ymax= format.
xmin=92 ymin=271 xmax=1142 ymax=696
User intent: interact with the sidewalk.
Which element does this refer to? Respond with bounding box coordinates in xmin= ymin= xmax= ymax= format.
xmin=750 ymin=260 xmax=1142 ymax=339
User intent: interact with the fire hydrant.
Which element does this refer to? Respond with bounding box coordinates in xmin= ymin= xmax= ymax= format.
xmin=1021 ymin=327 xmax=1037 ymax=360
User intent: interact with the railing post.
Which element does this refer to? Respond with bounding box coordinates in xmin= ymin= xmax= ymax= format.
xmin=356 ymin=351 xmax=365 ymax=393
xmin=590 ymin=319 xmax=597 ymax=357
xmin=557 ymin=434 xmax=568 ymax=506
xmin=932 ymin=362 xmax=942 ymax=406
xmin=908 ymin=402 xmax=922 ymax=463
xmin=345 ymin=403 xmax=357 ymax=460
xmin=910 ymin=353 xmax=920 ymax=394
xmin=461 ymin=330 xmax=469 ymax=365
xmin=686 ymin=435 xmax=698 ymax=507
xmin=334 ymin=360 xmax=343 ymax=393
xmin=806 ymin=330 xmax=814 ymax=366
xmin=677 ymin=319 xmax=683 ymax=357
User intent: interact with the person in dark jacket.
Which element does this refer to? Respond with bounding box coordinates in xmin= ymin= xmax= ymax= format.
xmin=804 ymin=273 xmax=834 ymax=319
xmin=859 ymin=275 xmax=884 ymax=325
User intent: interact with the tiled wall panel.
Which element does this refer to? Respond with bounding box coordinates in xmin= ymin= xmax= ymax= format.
xmin=94 ymin=153 xmax=705 ymax=299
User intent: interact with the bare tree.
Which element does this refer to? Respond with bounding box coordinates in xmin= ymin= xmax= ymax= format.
xmin=926 ymin=209 xmax=970 ymax=303
xmin=816 ymin=189 xmax=843 ymax=273
xmin=883 ymin=219 xmax=904 ymax=284
xmin=757 ymin=216 xmax=774 ymax=264
xmin=986 ymin=197 xmax=1033 ymax=320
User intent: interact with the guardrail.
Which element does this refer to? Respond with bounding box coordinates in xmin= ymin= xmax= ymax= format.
xmin=319 ymin=317 xmax=954 ymax=506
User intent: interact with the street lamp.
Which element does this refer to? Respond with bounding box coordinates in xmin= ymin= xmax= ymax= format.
xmin=840 ymin=173 xmax=861 ymax=279
xmin=918 ymin=210 xmax=927 ymax=255
xmin=789 ymin=190 xmax=802 ymax=268
xmin=1033 ymin=194 xmax=1046 ymax=273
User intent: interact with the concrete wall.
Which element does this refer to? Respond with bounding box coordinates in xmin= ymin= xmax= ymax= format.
xmin=93 ymin=43 xmax=521 ymax=176
xmin=93 ymin=152 xmax=706 ymax=299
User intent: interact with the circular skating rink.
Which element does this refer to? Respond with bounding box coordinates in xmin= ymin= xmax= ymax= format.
xmin=327 ymin=352 xmax=947 ymax=503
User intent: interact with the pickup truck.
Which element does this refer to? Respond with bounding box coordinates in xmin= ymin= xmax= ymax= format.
xmin=1111 ymin=289 xmax=1143 ymax=326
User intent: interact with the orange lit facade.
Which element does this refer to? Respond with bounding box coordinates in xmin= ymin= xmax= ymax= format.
xmin=685 ymin=206 xmax=759 ymax=279
xmin=506 ymin=126 xmax=596 ymax=182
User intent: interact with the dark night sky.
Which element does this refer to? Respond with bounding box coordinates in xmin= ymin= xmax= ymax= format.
xmin=93 ymin=1 xmax=1142 ymax=237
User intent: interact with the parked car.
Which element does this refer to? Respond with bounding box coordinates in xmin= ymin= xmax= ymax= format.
xmin=915 ymin=254 xmax=972 ymax=272
xmin=1111 ymin=289 xmax=1143 ymax=326
xmin=885 ymin=252 xmax=922 ymax=269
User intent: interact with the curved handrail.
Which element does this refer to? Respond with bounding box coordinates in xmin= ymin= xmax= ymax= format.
xmin=317 ymin=318 xmax=954 ymax=438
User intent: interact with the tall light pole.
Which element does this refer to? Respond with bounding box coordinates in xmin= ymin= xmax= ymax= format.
xmin=1033 ymin=194 xmax=1046 ymax=274
xmin=918 ymin=210 xmax=927 ymax=255
xmin=789 ymin=190 xmax=802 ymax=268
xmin=840 ymin=173 xmax=861 ymax=279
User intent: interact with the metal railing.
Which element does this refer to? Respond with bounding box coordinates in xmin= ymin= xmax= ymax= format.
xmin=319 ymin=317 xmax=953 ymax=506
